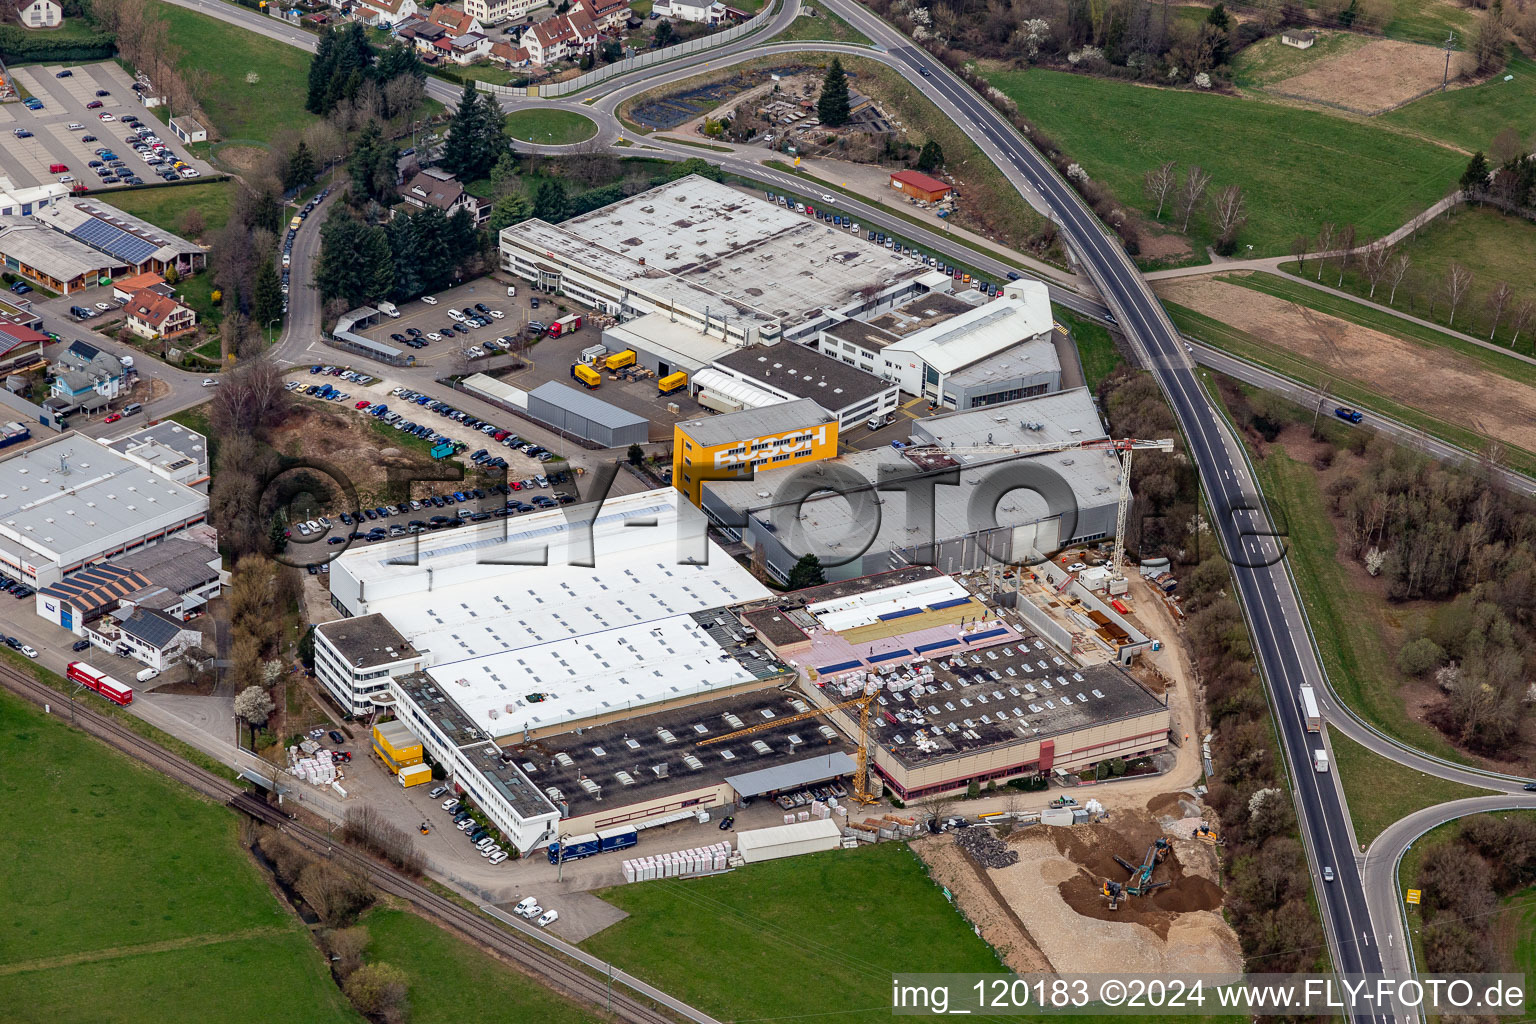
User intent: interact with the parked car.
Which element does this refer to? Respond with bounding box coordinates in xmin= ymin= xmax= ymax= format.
xmin=328 ymin=729 xmax=345 ymax=744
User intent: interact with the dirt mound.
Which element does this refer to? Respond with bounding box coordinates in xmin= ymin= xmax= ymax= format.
xmin=1047 ymin=822 xmax=1223 ymax=939
xmin=1146 ymin=791 xmax=1195 ymax=818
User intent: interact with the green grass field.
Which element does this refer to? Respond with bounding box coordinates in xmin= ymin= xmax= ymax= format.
xmin=1055 ymin=306 xmax=1122 ymax=389
xmin=156 ymin=4 xmax=316 ymax=142
xmin=984 ymin=68 xmax=1463 ymax=256
xmin=1281 ymin=205 xmax=1536 ymax=354
xmin=101 ymin=181 xmax=235 ymax=239
xmin=1329 ymin=730 xmax=1492 ymax=847
xmin=1230 ymin=30 xmax=1370 ymax=89
xmin=0 ymin=690 xmax=357 ymax=1023
xmin=363 ymin=909 xmax=602 ymax=1024
xmin=777 ymin=5 xmax=872 ymax=44
xmin=1381 ymin=0 xmax=1476 ymax=45
xmin=504 ymin=108 xmax=599 ymax=145
xmin=1248 ymin=445 xmax=1470 ymax=762
xmin=582 ymin=844 xmax=1003 ymax=1023
xmin=1383 ymin=54 xmax=1536 ymax=153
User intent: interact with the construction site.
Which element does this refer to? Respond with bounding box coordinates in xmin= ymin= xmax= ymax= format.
xmin=915 ymin=791 xmax=1239 ymax=976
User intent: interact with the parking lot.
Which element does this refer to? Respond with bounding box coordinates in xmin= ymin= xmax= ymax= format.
xmin=0 ymin=62 xmax=216 ymax=191
xmin=352 ymin=278 xmax=536 ymax=371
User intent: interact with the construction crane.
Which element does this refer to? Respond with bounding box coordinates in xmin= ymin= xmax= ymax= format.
xmin=902 ymin=435 xmax=1177 ymax=579
xmin=696 ymin=691 xmax=880 ymax=805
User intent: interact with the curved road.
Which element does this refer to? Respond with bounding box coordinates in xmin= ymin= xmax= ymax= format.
xmin=154 ymin=0 xmax=1536 ymax=1002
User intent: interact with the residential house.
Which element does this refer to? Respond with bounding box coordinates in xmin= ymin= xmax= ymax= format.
xmin=124 ymin=289 xmax=197 ymax=341
xmin=487 ymin=40 xmax=530 ymax=66
xmin=424 ymin=2 xmax=481 ymax=34
xmin=573 ymin=0 xmax=629 ymax=32
xmin=111 ymin=271 xmax=170 ymax=304
xmin=524 ymin=8 xmax=596 ymax=65
xmin=354 ymin=0 xmax=419 ymax=27
xmin=50 ymin=339 xmax=126 ymax=406
xmin=13 ymin=0 xmax=62 ymax=27
xmin=1281 ymin=29 xmax=1315 ymax=48
xmin=398 ymin=17 xmax=448 ymax=51
xmin=397 ymin=168 xmax=489 ymax=225
xmin=463 ymin=0 xmax=538 ymax=23
xmin=437 ymin=29 xmax=492 ymax=63
xmin=653 ymin=0 xmax=725 ymax=23
xmin=98 ymin=605 xmax=203 ymax=672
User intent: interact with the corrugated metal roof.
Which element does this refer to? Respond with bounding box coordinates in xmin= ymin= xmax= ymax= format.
xmin=527 ymin=381 xmax=647 ymax=430
xmin=724 ymin=751 xmax=856 ymax=797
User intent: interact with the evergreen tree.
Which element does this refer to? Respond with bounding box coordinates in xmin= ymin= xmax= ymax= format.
xmin=439 ymin=81 xmax=482 ymax=179
xmin=386 ymin=214 xmax=423 ymax=300
xmin=445 ymin=207 xmax=480 ymax=265
xmin=818 ymin=58 xmax=850 ymax=127
xmin=360 ymin=225 xmax=395 ymax=303
xmin=488 ymin=193 xmax=532 ymax=234
xmin=533 ymin=179 xmax=569 ymax=222
xmin=1205 ymin=2 xmax=1230 ymax=29
xmin=786 ymin=553 xmax=826 ymax=590
xmin=252 ymin=259 xmax=283 ymax=333
xmin=316 ymin=214 xmax=366 ymax=304
xmin=654 ymin=19 xmax=674 ymax=48
xmin=916 ymin=140 xmax=944 ymax=173
xmin=306 ymin=29 xmax=337 ymax=114
xmin=346 ymin=122 xmax=398 ymax=207
xmin=1461 ymin=151 xmax=1490 ymax=194
xmin=285 ymin=141 xmax=316 ymax=192
xmin=411 ymin=206 xmax=454 ymax=292
xmin=490 ymin=151 xmax=520 ymax=196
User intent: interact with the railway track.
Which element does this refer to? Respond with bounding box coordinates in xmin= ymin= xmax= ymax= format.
xmin=0 ymin=665 xmax=683 ymax=1024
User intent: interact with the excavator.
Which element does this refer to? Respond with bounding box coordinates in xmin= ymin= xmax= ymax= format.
xmin=1102 ymin=837 xmax=1171 ymax=908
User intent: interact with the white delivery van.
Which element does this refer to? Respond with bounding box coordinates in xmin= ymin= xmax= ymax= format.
xmin=513 ymin=896 xmax=538 ymax=916
xmin=536 ymin=909 xmax=559 ymax=927
xmin=376 ymin=301 xmax=400 ymax=318
xmin=506 ymin=284 xmax=517 ymax=297
xmin=1312 ymin=749 xmax=1329 ymax=773
xmin=136 ymin=667 xmax=160 ymax=683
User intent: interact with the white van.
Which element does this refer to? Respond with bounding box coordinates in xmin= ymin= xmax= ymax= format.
xmin=517 ymin=902 xmax=542 ymax=920
xmin=505 ymin=285 xmax=517 ymax=297
xmin=377 ymin=301 xmax=400 ymax=318
xmin=513 ymin=896 xmax=538 ymax=916
xmin=536 ymin=909 xmax=559 ymax=927
xmin=135 ymin=667 xmax=160 ymax=683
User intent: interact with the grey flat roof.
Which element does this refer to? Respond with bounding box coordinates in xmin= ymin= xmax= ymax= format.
xmin=0 ymin=433 xmax=208 ymax=567
xmin=878 ymin=659 xmax=1166 ymax=769
xmin=716 ymin=343 xmax=888 ymax=408
xmin=527 ymin=381 xmax=647 ymax=430
xmin=824 ymin=318 xmax=899 ymax=350
xmin=724 ymin=751 xmax=857 ymax=796
xmin=0 ymin=217 xmax=122 ymax=281
xmin=507 ymin=687 xmax=856 ymax=814
xmin=912 ymin=387 xmax=1105 ymax=448
xmin=865 ymin=292 xmax=976 ymax=338
xmin=106 ymin=421 xmax=209 ymax=470
xmin=317 ymin=613 xmax=418 ymax=667
xmin=677 ymin=398 xmax=833 ymax=447
xmin=109 ymin=538 xmax=218 ymax=594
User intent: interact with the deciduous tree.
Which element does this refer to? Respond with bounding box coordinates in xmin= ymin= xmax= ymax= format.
xmin=1289 ymin=234 xmax=1309 ymax=274
xmin=1508 ymin=297 xmax=1536 ymax=347
xmin=1143 ymin=160 xmax=1177 ymax=219
xmin=1314 ymin=221 xmax=1336 ymax=280
xmin=1485 ymin=280 xmax=1513 ymax=339
xmin=1209 ymin=183 xmax=1246 ymax=254
xmin=233 ymin=685 xmax=275 ymax=726
xmin=1387 ymin=251 xmax=1411 ymax=305
xmin=1359 ymin=243 xmax=1390 ymax=298
xmin=1442 ymin=262 xmax=1473 ymax=326
xmin=1176 ymin=164 xmax=1211 ymax=232
xmin=1333 ymin=223 xmax=1356 ymax=286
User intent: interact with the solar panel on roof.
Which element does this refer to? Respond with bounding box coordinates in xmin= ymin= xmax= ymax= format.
xmin=70 ymin=218 xmax=159 ymax=265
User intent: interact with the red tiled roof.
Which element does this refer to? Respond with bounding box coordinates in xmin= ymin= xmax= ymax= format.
xmin=890 ymin=169 xmax=950 ymax=193
xmin=126 ymin=289 xmax=193 ymax=330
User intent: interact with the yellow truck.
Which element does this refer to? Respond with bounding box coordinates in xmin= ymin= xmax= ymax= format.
xmin=604 ymin=349 xmax=636 ymax=371
xmin=572 ymin=363 xmax=601 ymax=389
xmin=658 ymin=371 xmax=688 ymax=395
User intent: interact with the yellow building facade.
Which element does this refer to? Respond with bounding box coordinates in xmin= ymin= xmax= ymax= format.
xmin=672 ymin=399 xmax=839 ymax=505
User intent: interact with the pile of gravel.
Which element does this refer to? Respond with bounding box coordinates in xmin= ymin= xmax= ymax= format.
xmin=954 ymin=826 xmax=1019 ymax=868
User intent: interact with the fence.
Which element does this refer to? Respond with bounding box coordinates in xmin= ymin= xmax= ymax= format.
xmin=477 ymin=2 xmax=779 ymax=100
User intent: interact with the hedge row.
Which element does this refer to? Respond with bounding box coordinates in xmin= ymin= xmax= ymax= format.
xmin=0 ymin=26 xmax=115 ymax=63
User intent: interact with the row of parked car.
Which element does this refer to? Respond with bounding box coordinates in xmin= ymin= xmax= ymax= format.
xmin=1 ymin=577 xmax=36 ymax=600
xmin=379 ymin=386 xmax=557 ymax=463
xmin=774 ymin=781 xmax=849 ymax=810
xmin=441 ymin=797 xmax=512 ymax=866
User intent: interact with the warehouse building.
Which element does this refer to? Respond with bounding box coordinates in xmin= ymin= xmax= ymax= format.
xmin=739 ymin=566 xmax=1170 ymax=799
xmin=36 ymin=199 xmax=207 ymax=278
xmin=104 ymin=421 xmax=211 ymax=490
xmin=888 ymin=169 xmax=952 ymax=204
xmin=525 ymin=380 xmax=648 ymax=448
xmin=0 ymin=433 xmax=210 ymax=589
xmin=736 ymin=819 xmax=843 ymax=863
xmin=705 ymin=342 xmax=900 ymax=430
xmin=500 ymin=175 xmax=949 ymax=350
xmin=672 ymin=399 xmax=838 ymax=505
xmin=0 ymin=217 xmax=122 ymax=294
xmin=700 ymin=390 xmax=1119 ymax=584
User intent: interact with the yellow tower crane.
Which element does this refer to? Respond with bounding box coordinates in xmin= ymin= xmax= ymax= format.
xmin=696 ymin=691 xmax=881 ymax=804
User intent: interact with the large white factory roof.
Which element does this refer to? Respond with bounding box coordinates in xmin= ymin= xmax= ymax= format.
xmin=807 ymin=574 xmax=972 ymax=632
xmin=911 ymin=387 xmax=1107 ymax=449
xmin=0 ymin=433 xmax=208 ymax=570
xmin=507 ymin=176 xmax=933 ymax=332
xmin=330 ymin=490 xmax=777 ymax=736
xmin=885 ymin=280 xmax=1053 ymax=374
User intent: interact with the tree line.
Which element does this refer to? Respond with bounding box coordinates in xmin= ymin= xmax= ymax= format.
xmin=1098 ymin=367 xmax=1324 ymax=972
xmin=1414 ymin=813 xmax=1536 ymax=974
xmin=1142 ymin=161 xmax=1248 ymax=253
xmin=307 ymin=23 xmax=426 ymax=122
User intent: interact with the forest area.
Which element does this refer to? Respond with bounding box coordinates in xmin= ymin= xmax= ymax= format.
xmin=1414 ymin=813 xmax=1536 ymax=973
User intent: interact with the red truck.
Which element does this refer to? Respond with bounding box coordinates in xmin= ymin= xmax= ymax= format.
xmin=67 ymin=661 xmax=134 ymax=706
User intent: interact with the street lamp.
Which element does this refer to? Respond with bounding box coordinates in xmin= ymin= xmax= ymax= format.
xmin=267 ymin=317 xmax=281 ymax=346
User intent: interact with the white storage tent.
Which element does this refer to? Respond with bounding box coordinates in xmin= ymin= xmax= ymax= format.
xmin=736 ymin=818 xmax=842 ymax=863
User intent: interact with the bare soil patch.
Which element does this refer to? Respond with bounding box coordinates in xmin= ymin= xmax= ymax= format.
xmin=267 ymin=402 xmax=439 ymax=505
xmin=1156 ymin=274 xmax=1536 ymax=452
xmin=215 ymin=145 xmax=268 ymax=174
xmin=987 ymin=810 xmax=1241 ymax=975
xmin=1273 ymin=38 xmax=1446 ymax=114
xmin=911 ymin=835 xmax=1051 ymax=973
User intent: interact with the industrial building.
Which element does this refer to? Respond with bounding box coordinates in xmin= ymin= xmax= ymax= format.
xmin=818 ymin=281 xmax=1060 ymax=410
xmin=525 ymin=380 xmax=648 ymax=448
xmin=315 ymin=613 xmax=429 ymax=716
xmin=672 ymin=399 xmax=838 ymax=505
xmin=739 ymin=566 xmax=1170 ymax=800
xmin=500 ymin=175 xmax=949 ymax=355
xmin=703 ymin=343 xmax=900 ymax=430
xmin=0 ymin=217 xmax=122 ymax=294
xmin=103 ymin=421 xmax=211 ymax=490
xmin=700 ymin=389 xmax=1119 ymax=584
xmin=35 ymin=198 xmax=206 ymax=278
xmin=0 ymin=433 xmax=210 ymax=589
